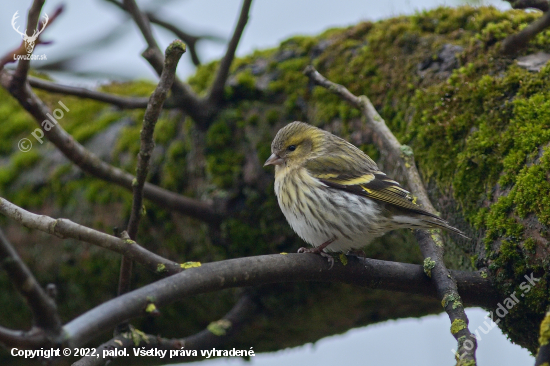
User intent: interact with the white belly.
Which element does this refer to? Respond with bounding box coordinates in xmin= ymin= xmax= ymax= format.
xmin=274 ymin=170 xmax=388 ymax=252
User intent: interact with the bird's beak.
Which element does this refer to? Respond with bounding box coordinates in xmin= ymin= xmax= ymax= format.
xmin=264 ymin=153 xmax=284 ymax=167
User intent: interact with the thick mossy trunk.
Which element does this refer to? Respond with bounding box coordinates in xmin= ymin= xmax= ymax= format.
xmin=0 ymin=6 xmax=549 ymax=358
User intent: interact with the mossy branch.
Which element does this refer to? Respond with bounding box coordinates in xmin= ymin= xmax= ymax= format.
xmin=304 ymin=65 xmax=478 ymax=365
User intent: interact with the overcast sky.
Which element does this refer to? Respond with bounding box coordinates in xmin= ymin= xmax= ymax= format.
xmin=0 ymin=0 xmax=534 ymax=365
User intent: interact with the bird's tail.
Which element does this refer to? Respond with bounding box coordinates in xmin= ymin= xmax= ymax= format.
xmin=421 ymin=217 xmax=470 ymax=239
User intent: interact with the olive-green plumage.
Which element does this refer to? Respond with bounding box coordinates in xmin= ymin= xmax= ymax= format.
xmin=264 ymin=121 xmax=466 ymax=254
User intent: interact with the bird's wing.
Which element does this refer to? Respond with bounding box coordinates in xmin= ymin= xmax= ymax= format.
xmin=305 ymin=157 xmax=439 ymax=219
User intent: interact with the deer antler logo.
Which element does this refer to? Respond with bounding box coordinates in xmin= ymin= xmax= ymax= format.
xmin=12 ymin=11 xmax=49 ymax=54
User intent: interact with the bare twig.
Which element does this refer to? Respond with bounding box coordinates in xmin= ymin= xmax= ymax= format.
xmin=304 ymin=65 xmax=477 ymax=365
xmin=207 ymin=0 xmax=253 ymax=106
xmin=118 ymin=40 xmax=185 ymax=300
xmin=146 ymin=12 xmax=224 ymax=67
xmin=62 ymin=253 xmax=496 ymax=348
xmin=0 ymin=228 xmax=62 ymax=338
xmin=502 ymin=3 xmax=550 ymax=54
xmin=535 ymin=308 xmax=550 ymax=366
xmin=105 ymin=0 xmax=223 ymax=66
xmin=74 ymin=294 xmax=257 ymax=366
xmin=0 ymin=197 xmax=182 ymax=275
xmin=122 ymin=0 xmax=162 ymax=58
xmin=28 ymin=76 xmax=166 ymax=109
xmin=122 ymin=0 xmax=200 ymax=108
xmin=0 ymin=71 xmax=222 ymax=224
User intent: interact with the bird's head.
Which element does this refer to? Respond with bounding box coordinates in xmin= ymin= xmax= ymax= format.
xmin=264 ymin=121 xmax=325 ymax=170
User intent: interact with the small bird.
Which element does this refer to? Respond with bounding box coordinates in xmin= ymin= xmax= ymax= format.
xmin=264 ymin=121 xmax=467 ymax=266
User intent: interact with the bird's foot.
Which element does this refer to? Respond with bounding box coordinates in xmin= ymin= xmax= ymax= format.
xmin=297 ymin=246 xmax=335 ymax=269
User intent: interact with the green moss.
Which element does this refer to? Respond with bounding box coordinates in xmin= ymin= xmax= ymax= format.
xmin=0 ymin=150 xmax=40 ymax=186
xmin=423 ymin=257 xmax=436 ymax=277
xmin=234 ymin=69 xmax=257 ymax=94
xmin=451 ymin=319 xmax=467 ymax=334
xmin=188 ymin=60 xmax=220 ymax=95
xmin=523 ymin=238 xmax=536 ymax=253
xmin=207 ymin=319 xmax=232 ymax=336
xmin=205 ymin=119 xmax=245 ymax=188
xmin=99 ymin=80 xmax=156 ymax=97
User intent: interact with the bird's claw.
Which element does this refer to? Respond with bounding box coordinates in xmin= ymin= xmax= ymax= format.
xmin=319 ymin=251 xmax=335 ymax=269
xmin=297 ymin=247 xmax=334 ymax=269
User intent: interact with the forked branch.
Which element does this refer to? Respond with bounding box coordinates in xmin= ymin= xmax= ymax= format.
xmin=121 ymin=0 xmax=253 ymax=129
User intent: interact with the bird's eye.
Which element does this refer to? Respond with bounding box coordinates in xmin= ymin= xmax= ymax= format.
xmin=287 ymin=145 xmax=296 ymax=151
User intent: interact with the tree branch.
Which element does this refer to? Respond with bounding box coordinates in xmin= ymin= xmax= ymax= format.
xmin=0 ymin=197 xmax=182 ymax=275
xmin=118 ymin=0 xmax=252 ymax=129
xmin=121 ymin=0 xmax=204 ymax=116
xmin=304 ymin=65 xmax=477 ymax=365
xmin=73 ymin=293 xmax=257 ymax=366
xmin=0 ymin=70 xmax=222 ymax=224
xmin=505 ymin=0 xmax=549 ymax=12
xmin=0 ymin=228 xmax=62 ymax=338
xmin=11 ymin=0 xmax=46 ymax=84
xmin=27 ymin=76 xmax=167 ymax=109
xmin=145 ymin=12 xmax=224 ymax=67
xmin=105 ymin=0 xmax=224 ymax=66
xmin=207 ymin=0 xmax=253 ymax=106
xmin=0 ymin=326 xmax=48 ymax=349
xmin=62 ymin=253 xmax=496 ymax=349
xmin=118 ymin=40 xmax=185 ymax=300
xmin=502 ymin=4 xmax=550 ymax=54
xmin=127 ymin=40 xmax=185 ymax=240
